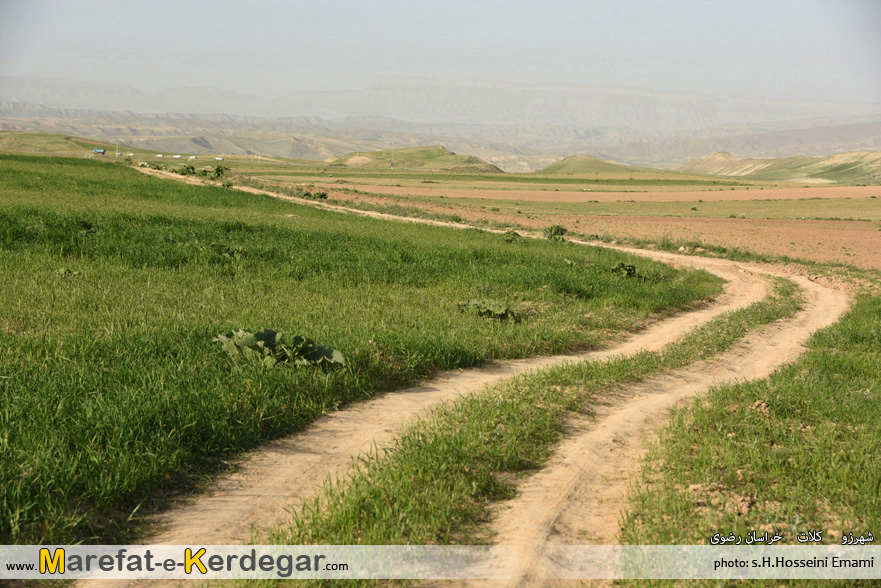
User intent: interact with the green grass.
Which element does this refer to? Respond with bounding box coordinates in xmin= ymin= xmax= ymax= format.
xmin=265 ymin=280 xmax=802 ymax=556
xmin=620 ymin=292 xmax=881 ymax=588
xmin=541 ymin=154 xmax=654 ymax=174
xmin=332 ymin=146 xmax=502 ymax=173
xmin=0 ymin=131 xmax=160 ymax=157
xmin=0 ymin=154 xmax=723 ymax=545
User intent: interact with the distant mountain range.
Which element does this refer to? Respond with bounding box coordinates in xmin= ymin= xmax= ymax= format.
xmin=4 ymin=75 xmax=880 ymax=129
xmin=2 ymin=76 xmax=881 ymax=171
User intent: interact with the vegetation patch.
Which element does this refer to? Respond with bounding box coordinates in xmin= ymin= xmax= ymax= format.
xmin=214 ymin=329 xmax=346 ymax=368
xmin=543 ymin=224 xmax=568 ymax=241
xmin=457 ymin=299 xmax=517 ymax=321
xmin=612 ymin=262 xmax=647 ymax=281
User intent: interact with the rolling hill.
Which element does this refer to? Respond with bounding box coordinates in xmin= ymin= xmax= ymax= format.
xmin=681 ymin=151 xmax=881 ymax=184
xmin=541 ymin=154 xmax=646 ymax=174
xmin=331 ymin=146 xmax=503 ymax=173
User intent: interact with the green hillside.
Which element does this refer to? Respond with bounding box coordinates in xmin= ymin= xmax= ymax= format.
xmin=0 ymin=131 xmax=170 ymax=157
xmin=0 ymin=131 xmax=117 ymax=154
xmin=332 ymin=146 xmax=503 ymax=173
xmin=681 ymin=151 xmax=881 ymax=185
xmin=541 ymin=154 xmax=646 ymax=174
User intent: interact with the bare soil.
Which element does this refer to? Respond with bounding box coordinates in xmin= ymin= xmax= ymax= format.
xmin=312 ymin=182 xmax=881 ymax=203
xmin=573 ymin=216 xmax=881 ymax=270
xmin=320 ymin=189 xmax=881 ymax=270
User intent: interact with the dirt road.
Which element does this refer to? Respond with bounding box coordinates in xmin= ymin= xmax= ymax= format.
xmin=442 ymin=270 xmax=849 ymax=587
xmin=105 ymin=169 xmax=849 ymax=587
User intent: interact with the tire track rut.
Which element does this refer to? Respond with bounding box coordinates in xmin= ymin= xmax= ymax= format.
xmin=108 ymin=170 xmax=848 ymax=588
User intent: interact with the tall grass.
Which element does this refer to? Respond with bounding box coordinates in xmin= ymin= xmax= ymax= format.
xmin=0 ymin=155 xmax=721 ymax=544
xmin=621 ymin=293 xmax=881 ymax=566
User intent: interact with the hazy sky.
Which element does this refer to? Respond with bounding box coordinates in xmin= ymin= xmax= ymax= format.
xmin=1 ymin=0 xmax=879 ymax=102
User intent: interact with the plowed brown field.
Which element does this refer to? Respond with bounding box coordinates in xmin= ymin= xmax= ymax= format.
xmin=314 ymin=183 xmax=881 ymax=203
xmin=313 ymin=185 xmax=881 ymax=270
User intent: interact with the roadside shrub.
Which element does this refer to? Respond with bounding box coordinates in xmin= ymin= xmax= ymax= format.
xmin=210 ymin=165 xmax=230 ymax=180
xmin=544 ymin=224 xmax=567 ymax=241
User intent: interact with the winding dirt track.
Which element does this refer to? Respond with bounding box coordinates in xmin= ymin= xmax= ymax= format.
xmin=442 ymin=269 xmax=849 ymax=588
xmin=104 ymin=170 xmax=850 ymax=587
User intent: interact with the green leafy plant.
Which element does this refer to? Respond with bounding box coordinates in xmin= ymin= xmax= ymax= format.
xmin=458 ymin=299 xmax=517 ymax=321
xmin=213 ymin=329 xmax=346 ymax=368
xmin=210 ymin=165 xmax=230 ymax=180
xmin=612 ymin=262 xmax=646 ymax=281
xmin=543 ymin=224 xmax=567 ymax=241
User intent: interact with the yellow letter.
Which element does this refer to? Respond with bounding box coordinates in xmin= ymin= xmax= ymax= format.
xmin=40 ymin=548 xmax=64 ymax=574
xmin=184 ymin=548 xmax=207 ymax=574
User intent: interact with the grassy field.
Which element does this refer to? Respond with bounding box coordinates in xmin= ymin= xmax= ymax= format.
xmin=0 ymin=131 xmax=160 ymax=158
xmin=0 ymin=154 xmax=723 ymax=545
xmin=542 ymin=154 xmax=671 ymax=175
xmin=617 ymin=289 xmax=881 ymax=588
xmin=3 ymin=134 xmax=880 ymax=587
xmin=623 ymin=292 xmax=881 ymax=546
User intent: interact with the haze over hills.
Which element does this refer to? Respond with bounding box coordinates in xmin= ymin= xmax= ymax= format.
xmin=2 ymin=76 xmax=881 ymax=171
xmin=4 ymin=76 xmax=880 ymax=129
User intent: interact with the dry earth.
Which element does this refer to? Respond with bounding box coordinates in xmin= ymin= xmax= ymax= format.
xmin=313 ymin=183 xmax=881 ymax=203
xmin=316 ymin=189 xmax=881 ymax=270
